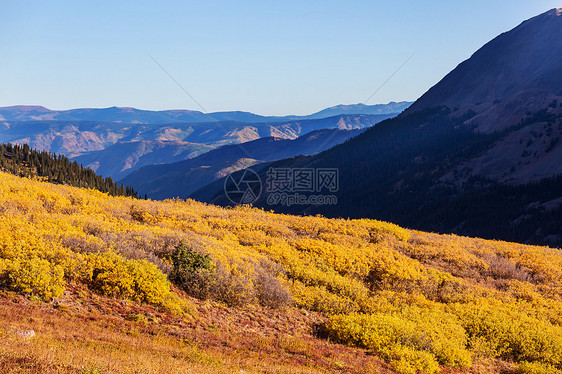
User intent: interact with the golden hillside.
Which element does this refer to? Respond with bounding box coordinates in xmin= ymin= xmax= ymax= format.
xmin=1 ymin=171 xmax=562 ymax=374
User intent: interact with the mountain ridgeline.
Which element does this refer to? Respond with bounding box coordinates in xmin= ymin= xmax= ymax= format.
xmin=0 ymin=101 xmax=412 ymax=124
xmin=201 ymin=8 xmax=562 ymax=247
xmin=4 ymin=9 xmax=562 ymax=374
xmin=0 ymin=143 xmax=138 ymax=198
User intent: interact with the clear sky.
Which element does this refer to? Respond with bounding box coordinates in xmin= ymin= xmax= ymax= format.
xmin=1 ymin=1 xmax=560 ymax=115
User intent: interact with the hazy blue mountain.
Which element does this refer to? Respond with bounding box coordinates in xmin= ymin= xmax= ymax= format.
xmin=0 ymin=101 xmax=411 ymax=124
xmin=72 ymin=140 xmax=214 ymax=181
xmin=120 ymin=128 xmax=364 ymax=200
xmin=305 ymin=101 xmax=412 ymax=119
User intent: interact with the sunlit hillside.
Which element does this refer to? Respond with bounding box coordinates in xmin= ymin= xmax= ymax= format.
xmin=1 ymin=170 xmax=562 ymax=373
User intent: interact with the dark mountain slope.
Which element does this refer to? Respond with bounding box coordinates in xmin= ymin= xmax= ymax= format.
xmin=408 ymin=8 xmax=562 ymax=115
xmin=200 ymin=9 xmax=562 ymax=247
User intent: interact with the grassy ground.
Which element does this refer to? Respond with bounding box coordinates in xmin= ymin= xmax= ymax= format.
xmin=0 ymin=287 xmax=517 ymax=374
xmin=0 ymin=283 xmax=394 ymax=374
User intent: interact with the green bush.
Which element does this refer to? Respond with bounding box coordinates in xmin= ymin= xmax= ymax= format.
xmin=170 ymin=241 xmax=214 ymax=299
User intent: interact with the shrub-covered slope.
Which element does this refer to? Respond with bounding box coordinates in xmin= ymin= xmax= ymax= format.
xmin=1 ymin=171 xmax=562 ymax=373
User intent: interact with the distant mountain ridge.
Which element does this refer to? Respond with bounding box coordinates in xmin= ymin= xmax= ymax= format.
xmin=306 ymin=102 xmax=412 ymax=119
xmin=0 ymin=101 xmax=412 ymax=124
xmin=0 ymin=114 xmax=393 ymax=158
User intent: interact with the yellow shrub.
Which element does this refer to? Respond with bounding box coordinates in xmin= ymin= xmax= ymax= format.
xmin=450 ymin=300 xmax=562 ymax=367
xmin=82 ymin=252 xmax=185 ymax=312
xmin=4 ymin=170 xmax=562 ymax=372
xmin=517 ymin=361 xmax=562 ymax=374
xmin=325 ymin=310 xmax=471 ymax=371
xmin=387 ymin=346 xmax=440 ymax=374
xmin=293 ymin=238 xmax=372 ymax=278
xmin=356 ymin=219 xmax=411 ymax=242
xmin=1 ymin=257 xmax=65 ymax=300
xmin=291 ymin=280 xmax=359 ymax=315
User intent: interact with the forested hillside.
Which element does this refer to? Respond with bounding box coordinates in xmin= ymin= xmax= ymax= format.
xmin=0 ymin=143 xmax=137 ymax=197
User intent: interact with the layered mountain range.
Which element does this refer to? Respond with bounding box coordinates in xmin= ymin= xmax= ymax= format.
xmin=120 ymin=128 xmax=365 ymax=199
xmin=0 ymin=101 xmax=405 ymax=181
xmin=0 ymin=113 xmax=393 ymax=156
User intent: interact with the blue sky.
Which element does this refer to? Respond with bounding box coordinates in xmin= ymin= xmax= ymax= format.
xmin=1 ymin=1 xmax=560 ymax=115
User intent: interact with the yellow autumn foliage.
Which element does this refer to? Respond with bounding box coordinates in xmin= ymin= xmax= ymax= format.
xmin=2 ymin=170 xmax=562 ymax=372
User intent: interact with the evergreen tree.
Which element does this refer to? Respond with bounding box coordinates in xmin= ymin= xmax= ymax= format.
xmin=0 ymin=143 xmax=138 ymax=198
